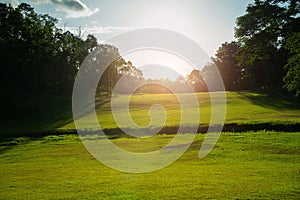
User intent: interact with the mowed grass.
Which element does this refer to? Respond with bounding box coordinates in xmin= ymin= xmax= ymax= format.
xmin=60 ymin=91 xmax=300 ymax=130
xmin=1 ymin=91 xmax=300 ymax=136
xmin=0 ymin=131 xmax=299 ymax=199
xmin=1 ymin=92 xmax=299 ymax=199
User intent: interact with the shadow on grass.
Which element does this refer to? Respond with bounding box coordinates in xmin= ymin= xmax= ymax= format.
xmin=238 ymin=91 xmax=300 ymax=110
xmin=1 ymin=121 xmax=299 ymax=154
xmin=0 ymin=95 xmax=74 ymax=137
xmin=0 ymin=93 xmax=115 ymax=138
xmin=1 ymin=92 xmax=300 ymax=139
xmin=2 ymin=123 xmax=300 ymax=138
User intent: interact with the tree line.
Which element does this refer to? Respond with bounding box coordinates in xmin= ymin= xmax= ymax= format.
xmin=0 ymin=3 xmax=142 ymax=117
xmin=200 ymin=0 xmax=299 ymax=95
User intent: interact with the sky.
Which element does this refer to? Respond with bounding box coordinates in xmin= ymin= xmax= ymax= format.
xmin=2 ymin=0 xmax=254 ymax=79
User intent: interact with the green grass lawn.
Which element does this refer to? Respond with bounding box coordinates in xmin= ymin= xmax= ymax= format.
xmin=1 ymin=92 xmax=300 ymax=199
xmin=62 ymin=91 xmax=300 ymax=130
xmin=0 ymin=131 xmax=299 ymax=199
xmin=1 ymin=91 xmax=300 ymax=136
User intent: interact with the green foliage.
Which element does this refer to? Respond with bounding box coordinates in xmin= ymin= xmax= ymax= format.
xmin=0 ymin=3 xmax=143 ymax=118
xmin=186 ymin=69 xmax=207 ymax=92
xmin=234 ymin=0 xmax=299 ymax=91
xmin=0 ymin=131 xmax=299 ymax=199
xmin=204 ymin=1 xmax=299 ymax=92
xmin=0 ymin=3 xmax=97 ymax=117
xmin=212 ymin=42 xmax=242 ymax=90
xmin=283 ymin=32 xmax=300 ymax=96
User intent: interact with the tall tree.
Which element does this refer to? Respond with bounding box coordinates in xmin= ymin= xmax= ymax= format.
xmin=283 ymin=32 xmax=300 ymax=96
xmin=234 ymin=0 xmax=299 ymax=90
xmin=212 ymin=42 xmax=242 ymax=90
xmin=186 ymin=69 xmax=207 ymax=92
xmin=0 ymin=3 xmax=97 ymax=116
xmin=0 ymin=3 xmax=59 ymax=115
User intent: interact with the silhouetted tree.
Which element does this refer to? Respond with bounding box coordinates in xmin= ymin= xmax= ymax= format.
xmin=283 ymin=32 xmax=300 ymax=96
xmin=186 ymin=69 xmax=207 ymax=92
xmin=0 ymin=3 xmax=97 ymax=117
xmin=234 ymin=0 xmax=299 ymax=91
xmin=212 ymin=42 xmax=242 ymax=90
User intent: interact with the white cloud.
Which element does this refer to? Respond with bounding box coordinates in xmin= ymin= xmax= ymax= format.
xmin=84 ymin=26 xmax=133 ymax=34
xmin=29 ymin=0 xmax=100 ymax=18
xmin=64 ymin=7 xmax=99 ymax=19
xmin=30 ymin=0 xmax=84 ymax=10
xmin=58 ymin=25 xmax=135 ymax=41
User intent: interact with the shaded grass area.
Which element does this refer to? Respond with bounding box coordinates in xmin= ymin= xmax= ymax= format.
xmin=1 ymin=91 xmax=300 ymax=137
xmin=0 ymin=95 xmax=74 ymax=136
xmin=0 ymin=131 xmax=299 ymax=199
xmin=239 ymin=91 xmax=300 ymax=110
xmin=3 ymin=122 xmax=298 ymax=138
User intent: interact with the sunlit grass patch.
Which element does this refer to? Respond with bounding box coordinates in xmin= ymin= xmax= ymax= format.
xmin=0 ymin=131 xmax=299 ymax=199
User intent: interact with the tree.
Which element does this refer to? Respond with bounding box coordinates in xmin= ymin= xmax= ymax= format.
xmin=212 ymin=42 xmax=242 ymax=90
xmin=0 ymin=3 xmax=97 ymax=117
xmin=0 ymin=3 xmax=59 ymax=115
xmin=186 ymin=69 xmax=207 ymax=92
xmin=234 ymin=0 xmax=299 ymax=90
xmin=85 ymin=45 xmax=144 ymax=95
xmin=176 ymin=75 xmax=186 ymax=84
xmin=283 ymin=32 xmax=300 ymax=96
xmin=113 ymin=60 xmax=144 ymax=94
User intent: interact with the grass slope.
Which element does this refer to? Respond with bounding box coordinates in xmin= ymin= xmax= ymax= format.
xmin=1 ymin=91 xmax=300 ymax=136
xmin=0 ymin=131 xmax=299 ymax=199
xmin=56 ymin=91 xmax=300 ymax=131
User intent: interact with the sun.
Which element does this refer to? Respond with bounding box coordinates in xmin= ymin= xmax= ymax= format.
xmin=123 ymin=49 xmax=196 ymax=80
